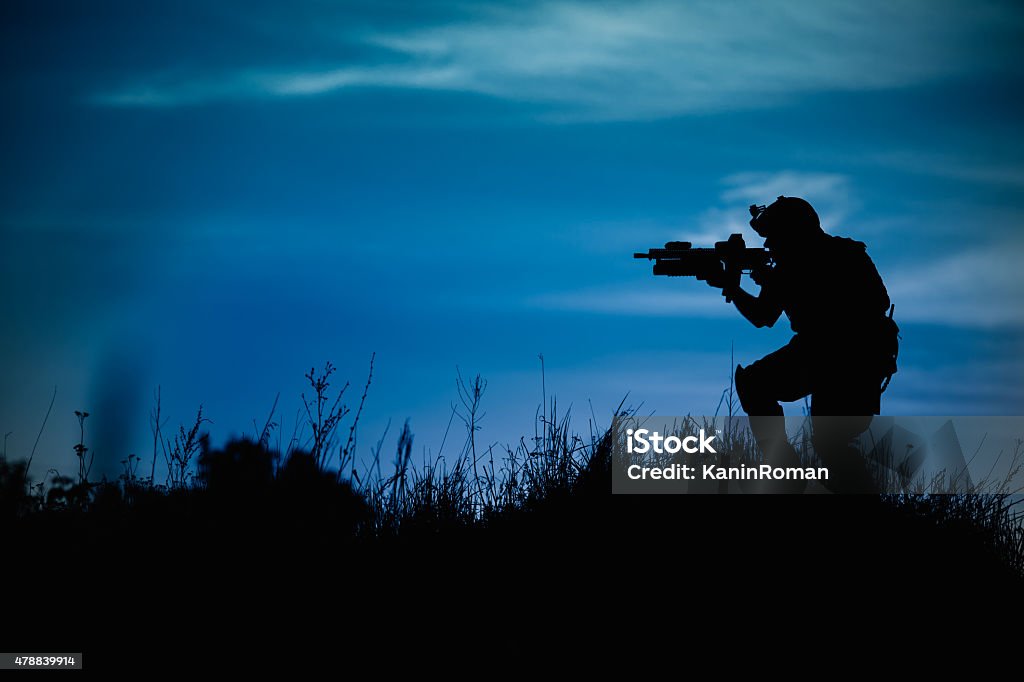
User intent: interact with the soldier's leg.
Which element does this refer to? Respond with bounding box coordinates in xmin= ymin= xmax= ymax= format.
xmin=810 ymin=373 xmax=879 ymax=494
xmin=735 ymin=338 xmax=813 ymax=489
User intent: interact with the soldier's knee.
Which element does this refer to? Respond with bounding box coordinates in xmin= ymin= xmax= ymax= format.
xmin=734 ymin=364 xmax=756 ymax=412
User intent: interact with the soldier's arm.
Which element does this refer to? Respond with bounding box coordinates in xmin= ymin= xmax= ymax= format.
xmin=723 ymin=283 xmax=783 ymax=328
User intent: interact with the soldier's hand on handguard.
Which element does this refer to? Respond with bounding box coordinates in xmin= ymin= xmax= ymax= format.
xmin=699 ymin=263 xmax=740 ymax=297
xmin=697 ymin=263 xmax=724 ymax=288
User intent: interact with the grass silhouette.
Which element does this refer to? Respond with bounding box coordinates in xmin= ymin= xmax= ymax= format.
xmin=2 ymin=357 xmax=1022 ymax=661
xmin=3 ymin=360 xmax=1022 ymax=556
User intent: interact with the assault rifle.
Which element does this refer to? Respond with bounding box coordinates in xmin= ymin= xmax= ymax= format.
xmin=633 ymin=233 xmax=771 ymax=303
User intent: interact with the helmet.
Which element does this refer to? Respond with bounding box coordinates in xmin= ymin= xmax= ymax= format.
xmin=748 ymin=196 xmax=822 ymax=239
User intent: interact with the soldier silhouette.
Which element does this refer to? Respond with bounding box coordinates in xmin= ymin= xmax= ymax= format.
xmin=704 ymin=196 xmax=898 ymax=493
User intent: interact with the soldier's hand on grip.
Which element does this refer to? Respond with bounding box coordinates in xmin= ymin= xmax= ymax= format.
xmin=699 ymin=262 xmax=727 ymax=288
xmin=750 ymin=263 xmax=772 ymax=286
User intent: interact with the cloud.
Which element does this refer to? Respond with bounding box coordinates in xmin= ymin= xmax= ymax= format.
xmin=530 ymin=287 xmax=735 ymax=318
xmin=91 ymin=0 xmax=1023 ymax=119
xmin=719 ymin=172 xmax=851 ymax=210
xmin=720 ymin=171 xmax=855 ymax=229
xmin=886 ymin=241 xmax=1024 ymax=328
xmin=675 ymin=171 xmax=855 ymax=244
xmin=91 ymin=66 xmax=470 ymax=107
xmin=869 ymin=152 xmax=1024 ymax=190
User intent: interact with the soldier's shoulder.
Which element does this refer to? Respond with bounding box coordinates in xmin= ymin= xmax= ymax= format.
xmin=825 ymin=234 xmax=871 ymax=264
xmin=827 ymin=234 xmax=867 ymax=251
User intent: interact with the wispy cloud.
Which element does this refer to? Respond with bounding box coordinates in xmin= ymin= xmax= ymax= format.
xmin=674 ymin=171 xmax=855 ymax=245
xmin=717 ymin=171 xmax=855 ymax=231
xmin=886 ymin=241 xmax=1024 ymax=328
xmin=90 ymin=66 xmax=471 ymax=107
xmin=530 ymin=287 xmax=734 ymax=317
xmin=870 ymin=151 xmax=1024 ymax=190
xmin=91 ymin=0 xmax=1021 ymax=119
xmin=719 ymin=172 xmax=851 ymax=211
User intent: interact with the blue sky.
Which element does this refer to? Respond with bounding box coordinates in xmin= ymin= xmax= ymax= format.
xmin=2 ymin=0 xmax=1023 ymax=482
